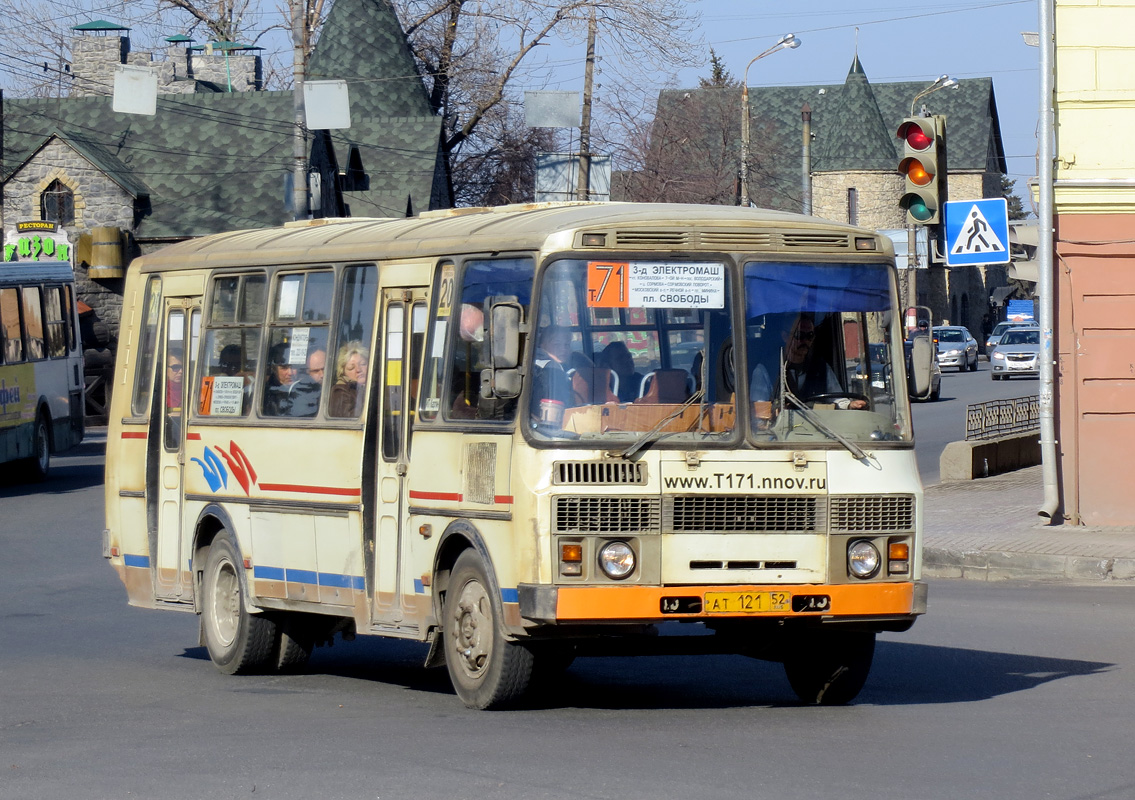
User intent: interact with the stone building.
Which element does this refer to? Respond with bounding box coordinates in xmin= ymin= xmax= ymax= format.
xmin=623 ymin=56 xmax=1013 ymax=341
xmin=1 ymin=0 xmax=451 ymax=419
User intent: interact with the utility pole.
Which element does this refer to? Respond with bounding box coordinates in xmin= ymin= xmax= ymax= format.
xmin=290 ymin=0 xmax=309 ymax=220
xmin=576 ymin=6 xmax=596 ymax=201
xmin=801 ymin=103 xmax=812 ymax=215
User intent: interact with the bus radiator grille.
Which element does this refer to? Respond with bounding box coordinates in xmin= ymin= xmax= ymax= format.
xmin=665 ymin=496 xmax=824 ymax=533
xmin=553 ymin=496 xmax=661 ymax=533
xmin=553 ymin=460 xmax=647 ymax=486
xmin=829 ymin=495 xmax=915 ymax=533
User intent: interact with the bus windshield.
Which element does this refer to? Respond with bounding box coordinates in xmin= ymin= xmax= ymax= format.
xmin=526 ymin=258 xmax=910 ymax=447
xmin=528 ymin=258 xmax=733 ymax=445
xmin=744 ymin=261 xmax=910 ymax=445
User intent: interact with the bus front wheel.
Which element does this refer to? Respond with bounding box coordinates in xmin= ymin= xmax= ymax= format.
xmin=783 ymin=630 xmax=876 ymax=706
xmin=201 ymin=532 xmax=278 ymax=675
xmin=443 ymin=550 xmax=534 ymax=709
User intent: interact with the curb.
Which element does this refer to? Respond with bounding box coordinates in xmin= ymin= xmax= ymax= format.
xmin=924 ymin=546 xmax=1135 ymax=584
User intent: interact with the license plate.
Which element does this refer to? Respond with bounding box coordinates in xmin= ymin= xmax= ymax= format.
xmin=703 ymin=591 xmax=791 ymax=614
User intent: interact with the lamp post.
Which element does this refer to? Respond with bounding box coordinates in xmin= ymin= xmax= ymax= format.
xmin=740 ymin=33 xmax=800 ymax=207
xmin=909 ymin=74 xmax=958 ymax=116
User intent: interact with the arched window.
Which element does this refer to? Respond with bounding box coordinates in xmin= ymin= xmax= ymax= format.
xmin=41 ymin=180 xmax=75 ymax=226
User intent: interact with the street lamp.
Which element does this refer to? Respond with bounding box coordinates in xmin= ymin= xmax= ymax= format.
xmin=909 ymin=74 xmax=958 ymax=116
xmin=740 ymin=33 xmax=801 ymax=207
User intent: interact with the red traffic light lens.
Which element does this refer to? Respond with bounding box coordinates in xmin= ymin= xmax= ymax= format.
xmin=905 ymin=126 xmax=932 ymax=151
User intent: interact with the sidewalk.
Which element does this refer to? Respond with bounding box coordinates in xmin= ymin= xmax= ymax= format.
xmin=923 ymin=464 xmax=1135 ymax=583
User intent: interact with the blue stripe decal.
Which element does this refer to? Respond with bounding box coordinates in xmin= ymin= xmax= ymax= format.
xmin=414 ymin=578 xmax=424 ymax=594
xmin=500 ymin=587 xmax=519 ymax=604
xmin=252 ymin=565 xmax=363 ymax=590
xmin=318 ymin=572 xmax=364 ymax=591
xmin=253 ymin=565 xmax=286 ymax=581
xmin=124 ymin=554 xmax=150 ymax=568
xmin=286 ymin=568 xmax=318 ymax=585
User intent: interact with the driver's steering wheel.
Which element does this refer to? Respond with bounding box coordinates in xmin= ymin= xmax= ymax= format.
xmin=806 ymin=392 xmax=870 ymax=408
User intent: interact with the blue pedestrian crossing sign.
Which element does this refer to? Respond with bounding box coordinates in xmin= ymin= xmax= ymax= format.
xmin=944 ymin=198 xmax=1010 ymax=266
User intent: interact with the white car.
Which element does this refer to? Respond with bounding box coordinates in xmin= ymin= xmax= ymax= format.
xmin=991 ymin=326 xmax=1041 ymax=380
xmin=985 ymin=320 xmax=1031 ymax=353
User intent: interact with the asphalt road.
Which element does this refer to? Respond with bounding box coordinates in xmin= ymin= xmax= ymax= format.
xmin=911 ymin=358 xmax=1037 ymax=486
xmin=3 ymin=442 xmax=1134 ymax=800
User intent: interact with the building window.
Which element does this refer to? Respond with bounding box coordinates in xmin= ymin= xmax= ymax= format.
xmin=847 ymin=188 xmax=858 ymax=226
xmin=41 ymin=180 xmax=75 ymax=226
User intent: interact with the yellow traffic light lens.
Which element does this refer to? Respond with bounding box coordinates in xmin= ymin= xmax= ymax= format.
xmin=907 ymin=162 xmax=932 ymax=186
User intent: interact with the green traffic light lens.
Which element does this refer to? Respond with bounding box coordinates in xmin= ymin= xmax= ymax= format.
xmin=909 ymin=201 xmax=933 ymax=222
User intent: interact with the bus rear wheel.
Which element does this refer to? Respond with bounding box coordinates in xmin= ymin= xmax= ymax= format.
xmin=783 ymin=630 xmax=876 ymax=706
xmin=443 ymin=550 xmax=534 ymax=709
xmin=201 ymin=532 xmax=277 ymax=675
xmin=24 ymin=413 xmax=50 ymax=481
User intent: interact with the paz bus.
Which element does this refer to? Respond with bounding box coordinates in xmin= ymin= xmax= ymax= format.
xmin=1 ymin=227 xmax=85 ymax=479
xmin=104 ymin=202 xmax=926 ymax=709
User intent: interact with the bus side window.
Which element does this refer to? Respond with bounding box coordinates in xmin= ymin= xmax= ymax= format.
xmin=198 ymin=273 xmax=264 ymax=418
xmin=44 ymin=286 xmax=67 ymax=358
xmin=131 ymin=277 xmax=163 ymax=416
xmin=0 ymin=287 xmax=24 ymax=364
xmin=418 ymin=262 xmax=455 ymax=423
xmin=21 ymin=287 xmax=45 ymax=361
xmin=328 ymin=265 xmax=378 ymax=419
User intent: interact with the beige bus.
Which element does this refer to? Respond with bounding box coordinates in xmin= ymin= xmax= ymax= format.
xmin=104 ymin=202 xmax=926 ymax=709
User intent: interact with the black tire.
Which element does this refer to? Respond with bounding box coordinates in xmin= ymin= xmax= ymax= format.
xmin=783 ymin=630 xmax=876 ymax=706
xmin=443 ymin=550 xmax=534 ymax=709
xmin=969 ymin=356 xmax=978 ymax=372
xmin=201 ymin=532 xmax=278 ymax=675
xmin=23 ymin=413 xmax=51 ymax=482
xmin=275 ymin=615 xmax=315 ymax=672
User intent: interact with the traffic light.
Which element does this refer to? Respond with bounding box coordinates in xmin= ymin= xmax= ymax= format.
xmin=897 ymin=116 xmax=944 ymax=225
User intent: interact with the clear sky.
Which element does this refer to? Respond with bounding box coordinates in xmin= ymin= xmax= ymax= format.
xmin=538 ymin=0 xmax=1040 ymax=209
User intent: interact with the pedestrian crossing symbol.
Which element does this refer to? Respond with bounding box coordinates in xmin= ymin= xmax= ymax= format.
xmin=943 ymin=197 xmax=1010 ymax=266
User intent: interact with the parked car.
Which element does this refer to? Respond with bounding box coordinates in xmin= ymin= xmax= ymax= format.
xmin=903 ymin=339 xmax=941 ymax=401
xmin=985 ymin=320 xmax=1031 ymax=352
xmin=933 ymin=325 xmax=979 ymax=372
xmin=990 ymin=326 xmax=1041 ymax=380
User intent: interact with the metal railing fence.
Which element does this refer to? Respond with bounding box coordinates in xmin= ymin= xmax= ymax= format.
xmin=965 ymin=395 xmax=1040 ymax=441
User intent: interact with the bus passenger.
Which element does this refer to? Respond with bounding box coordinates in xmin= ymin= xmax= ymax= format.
xmin=531 ymin=325 xmax=573 ymax=408
xmin=166 ymin=353 xmax=183 ymax=410
xmin=329 ymin=342 xmax=368 ymax=417
xmin=597 ymin=340 xmax=643 ymax=402
xmin=289 ymin=347 xmax=325 ymax=417
xmin=263 ymin=343 xmax=298 ymax=416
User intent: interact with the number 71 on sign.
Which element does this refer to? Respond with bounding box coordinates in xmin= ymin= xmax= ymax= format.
xmin=587 ymin=261 xmax=630 ymax=307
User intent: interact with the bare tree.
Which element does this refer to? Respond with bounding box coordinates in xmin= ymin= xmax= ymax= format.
xmin=393 ymin=0 xmax=701 ymax=156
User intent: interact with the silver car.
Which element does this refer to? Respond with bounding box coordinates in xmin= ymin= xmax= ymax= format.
xmin=990 ymin=326 xmax=1040 ymax=380
xmin=933 ymin=325 xmax=978 ymax=372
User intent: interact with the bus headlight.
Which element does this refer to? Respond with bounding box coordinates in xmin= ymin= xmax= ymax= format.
xmin=847 ymin=540 xmax=881 ymax=579
xmin=598 ymin=541 xmax=636 ymax=580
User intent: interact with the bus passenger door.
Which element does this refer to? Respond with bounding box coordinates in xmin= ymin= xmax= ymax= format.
xmin=153 ymin=301 xmax=200 ymax=601
xmin=373 ymin=289 xmax=427 ymax=627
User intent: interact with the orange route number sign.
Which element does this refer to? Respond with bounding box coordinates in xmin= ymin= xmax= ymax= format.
xmin=587 ymin=261 xmax=629 ymax=308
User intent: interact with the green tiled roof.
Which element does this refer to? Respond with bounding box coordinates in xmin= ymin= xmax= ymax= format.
xmin=653 ymin=57 xmax=1006 ymax=212
xmin=3 ymin=0 xmax=447 ymax=239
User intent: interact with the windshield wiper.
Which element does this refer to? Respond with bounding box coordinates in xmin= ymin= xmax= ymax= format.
xmin=782 ymin=388 xmax=868 ymax=461
xmin=618 ymin=390 xmax=707 ymax=460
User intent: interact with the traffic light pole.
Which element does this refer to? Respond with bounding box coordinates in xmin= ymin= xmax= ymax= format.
xmin=906 ymin=223 xmax=918 ymax=311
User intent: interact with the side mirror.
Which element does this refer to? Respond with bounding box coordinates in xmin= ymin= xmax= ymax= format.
xmin=908 ymin=336 xmax=933 ymax=399
xmin=480 ymin=297 xmax=524 ymax=399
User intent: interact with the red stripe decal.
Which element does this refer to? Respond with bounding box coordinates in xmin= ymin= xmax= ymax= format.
xmin=259 ymin=483 xmax=361 ymax=497
xmin=186 ymin=432 xmax=202 ymax=440
xmin=409 ymin=490 xmax=463 ymax=502
xmin=121 ymin=432 xmax=147 ymax=439
xmin=495 ymin=496 xmax=514 ymax=505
